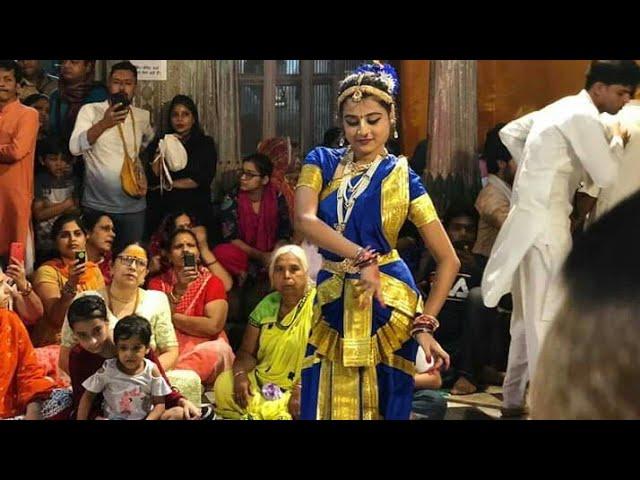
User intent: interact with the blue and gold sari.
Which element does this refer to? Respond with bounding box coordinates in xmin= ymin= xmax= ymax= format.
xmin=297 ymin=147 xmax=438 ymax=420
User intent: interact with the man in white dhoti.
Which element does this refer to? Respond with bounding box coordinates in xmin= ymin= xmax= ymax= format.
xmin=481 ymin=60 xmax=640 ymax=416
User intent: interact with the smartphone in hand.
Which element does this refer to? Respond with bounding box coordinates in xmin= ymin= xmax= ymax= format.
xmin=75 ymin=250 xmax=87 ymax=265
xmin=109 ymin=92 xmax=130 ymax=112
xmin=183 ymin=252 xmax=196 ymax=268
xmin=9 ymin=242 xmax=25 ymax=264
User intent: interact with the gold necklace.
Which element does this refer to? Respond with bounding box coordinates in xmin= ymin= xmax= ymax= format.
xmin=108 ymin=288 xmax=140 ymax=317
xmin=108 ymin=289 xmax=137 ymax=303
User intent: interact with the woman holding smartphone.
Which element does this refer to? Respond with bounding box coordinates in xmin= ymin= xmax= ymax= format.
xmin=1 ymin=242 xmax=44 ymax=325
xmin=148 ymin=228 xmax=233 ymax=387
xmin=32 ymin=214 xmax=105 ymax=347
xmin=32 ymin=213 xmax=105 ymax=382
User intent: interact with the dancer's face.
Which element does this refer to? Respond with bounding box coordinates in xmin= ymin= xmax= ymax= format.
xmin=341 ymin=97 xmax=391 ymax=160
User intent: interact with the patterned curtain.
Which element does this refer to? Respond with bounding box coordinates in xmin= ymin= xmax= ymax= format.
xmin=424 ymin=60 xmax=481 ymax=215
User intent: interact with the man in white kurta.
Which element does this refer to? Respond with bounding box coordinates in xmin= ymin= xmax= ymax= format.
xmin=482 ymin=64 xmax=639 ymax=413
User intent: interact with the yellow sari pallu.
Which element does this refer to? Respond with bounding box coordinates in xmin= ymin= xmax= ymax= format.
xmin=213 ymin=289 xmax=316 ymax=420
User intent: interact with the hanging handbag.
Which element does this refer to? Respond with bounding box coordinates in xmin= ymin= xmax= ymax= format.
xmin=117 ymin=110 xmax=148 ymax=199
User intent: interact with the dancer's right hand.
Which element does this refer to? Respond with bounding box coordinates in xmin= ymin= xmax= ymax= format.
xmin=358 ymin=263 xmax=386 ymax=308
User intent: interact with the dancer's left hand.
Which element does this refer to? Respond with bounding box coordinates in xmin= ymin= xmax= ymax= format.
xmin=416 ymin=332 xmax=450 ymax=372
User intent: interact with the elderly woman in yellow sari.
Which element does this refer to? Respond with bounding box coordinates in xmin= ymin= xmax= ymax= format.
xmin=214 ymin=244 xmax=315 ymax=420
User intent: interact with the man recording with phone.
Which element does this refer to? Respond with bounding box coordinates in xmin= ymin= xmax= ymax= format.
xmin=69 ymin=61 xmax=154 ymax=254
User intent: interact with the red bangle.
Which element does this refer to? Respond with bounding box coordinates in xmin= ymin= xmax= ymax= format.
xmin=411 ymin=327 xmax=433 ymax=338
xmin=413 ymin=314 xmax=440 ymax=333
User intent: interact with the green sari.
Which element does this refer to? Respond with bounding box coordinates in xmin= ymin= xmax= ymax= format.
xmin=214 ymin=288 xmax=316 ymax=419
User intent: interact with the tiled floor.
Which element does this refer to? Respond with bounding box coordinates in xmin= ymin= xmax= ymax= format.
xmin=204 ymin=385 xmax=529 ymax=420
xmin=445 ymin=386 xmax=528 ymax=420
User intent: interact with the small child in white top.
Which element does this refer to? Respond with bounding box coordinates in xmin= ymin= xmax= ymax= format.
xmin=77 ymin=315 xmax=171 ymax=420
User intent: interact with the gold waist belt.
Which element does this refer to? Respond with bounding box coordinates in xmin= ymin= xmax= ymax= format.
xmin=321 ymin=249 xmax=401 ymax=275
xmin=321 ymin=249 xmax=401 ymax=367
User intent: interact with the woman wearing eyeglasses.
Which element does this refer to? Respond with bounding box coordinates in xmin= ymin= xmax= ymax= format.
xmin=213 ymin=153 xmax=293 ymax=324
xmin=58 ymin=242 xmax=180 ymax=376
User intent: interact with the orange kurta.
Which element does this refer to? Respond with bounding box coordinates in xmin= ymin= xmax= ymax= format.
xmin=0 ymin=99 xmax=39 ymax=257
xmin=0 ymin=308 xmax=57 ymax=418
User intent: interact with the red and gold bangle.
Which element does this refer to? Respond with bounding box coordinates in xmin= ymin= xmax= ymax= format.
xmin=411 ymin=313 xmax=440 ymax=337
xmin=411 ymin=326 xmax=433 ymax=337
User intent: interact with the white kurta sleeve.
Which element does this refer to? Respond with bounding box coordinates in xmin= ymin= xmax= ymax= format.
xmin=499 ymin=111 xmax=538 ymax=165
xmin=558 ymin=113 xmax=621 ymax=189
xmin=578 ymin=174 xmax=601 ymax=198
xmin=69 ymin=104 xmax=97 ymax=156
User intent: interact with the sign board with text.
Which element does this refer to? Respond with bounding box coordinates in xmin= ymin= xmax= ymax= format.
xmin=129 ymin=60 xmax=167 ymax=81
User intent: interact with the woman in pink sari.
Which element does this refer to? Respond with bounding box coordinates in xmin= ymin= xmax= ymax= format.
xmin=148 ymin=228 xmax=234 ymax=387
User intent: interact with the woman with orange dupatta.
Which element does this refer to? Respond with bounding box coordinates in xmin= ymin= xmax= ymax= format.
xmin=32 ymin=213 xmax=104 ymax=382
